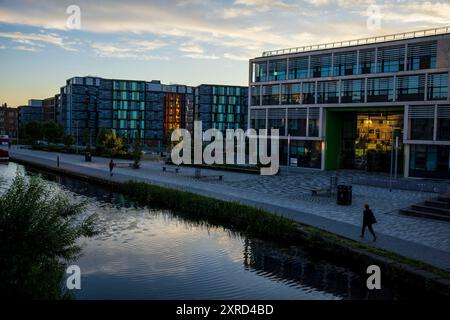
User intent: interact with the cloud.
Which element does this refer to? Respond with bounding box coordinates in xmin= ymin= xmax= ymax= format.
xmin=224 ymin=52 xmax=251 ymax=61
xmin=183 ymin=53 xmax=219 ymax=60
xmin=179 ymin=43 xmax=204 ymax=54
xmin=0 ymin=0 xmax=448 ymax=61
xmin=13 ymin=45 xmax=39 ymax=52
xmin=0 ymin=31 xmax=75 ymax=51
xmin=90 ymin=42 xmax=169 ymax=60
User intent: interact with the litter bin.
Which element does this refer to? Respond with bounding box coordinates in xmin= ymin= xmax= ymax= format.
xmin=85 ymin=152 xmax=92 ymax=162
xmin=337 ymin=185 xmax=352 ymax=205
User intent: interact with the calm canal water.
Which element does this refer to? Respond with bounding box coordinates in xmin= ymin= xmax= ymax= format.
xmin=0 ymin=162 xmax=397 ymax=300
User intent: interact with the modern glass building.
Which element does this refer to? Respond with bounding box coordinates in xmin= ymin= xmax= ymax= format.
xmin=195 ymin=84 xmax=248 ymax=131
xmin=60 ymin=77 xmax=193 ymax=147
xmin=249 ymin=26 xmax=450 ymax=179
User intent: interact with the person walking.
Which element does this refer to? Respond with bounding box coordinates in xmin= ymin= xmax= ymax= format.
xmin=109 ymin=159 xmax=115 ymax=177
xmin=360 ymin=204 xmax=377 ymax=241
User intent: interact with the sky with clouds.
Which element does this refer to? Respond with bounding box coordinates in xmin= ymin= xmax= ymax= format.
xmin=0 ymin=0 xmax=449 ymax=106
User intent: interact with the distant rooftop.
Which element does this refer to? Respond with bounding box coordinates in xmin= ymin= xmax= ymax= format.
xmin=262 ymin=26 xmax=450 ymax=57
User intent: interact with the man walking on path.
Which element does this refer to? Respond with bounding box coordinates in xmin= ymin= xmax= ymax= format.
xmin=361 ymin=204 xmax=377 ymax=242
xmin=109 ymin=159 xmax=115 ymax=177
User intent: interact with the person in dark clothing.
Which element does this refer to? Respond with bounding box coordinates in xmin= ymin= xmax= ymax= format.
xmin=361 ymin=204 xmax=377 ymax=241
xmin=109 ymin=159 xmax=115 ymax=177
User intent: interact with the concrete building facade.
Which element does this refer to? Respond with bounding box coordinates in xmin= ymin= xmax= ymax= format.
xmin=248 ymin=26 xmax=450 ymax=179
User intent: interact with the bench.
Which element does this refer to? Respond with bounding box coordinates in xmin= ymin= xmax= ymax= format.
xmin=194 ymin=174 xmax=223 ymax=181
xmin=300 ymin=176 xmax=338 ymax=196
xmin=114 ymin=162 xmax=133 ymax=168
xmin=162 ymin=166 xmax=180 ymax=173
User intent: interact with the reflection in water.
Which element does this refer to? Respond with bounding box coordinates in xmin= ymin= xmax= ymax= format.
xmin=1 ymin=163 xmax=397 ymax=300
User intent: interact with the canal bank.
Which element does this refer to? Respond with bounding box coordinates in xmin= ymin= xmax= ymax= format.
xmin=4 ymin=147 xmax=450 ymax=297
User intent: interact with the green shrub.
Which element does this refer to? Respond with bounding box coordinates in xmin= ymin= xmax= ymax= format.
xmin=120 ymin=181 xmax=299 ymax=241
xmin=0 ymin=173 xmax=97 ymax=299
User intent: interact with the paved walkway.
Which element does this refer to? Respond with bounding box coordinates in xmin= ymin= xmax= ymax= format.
xmin=5 ymin=146 xmax=450 ymax=271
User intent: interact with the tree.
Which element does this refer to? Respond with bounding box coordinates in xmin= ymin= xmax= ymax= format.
xmin=42 ymin=121 xmax=63 ymax=144
xmin=62 ymin=134 xmax=75 ymax=148
xmin=0 ymin=173 xmax=96 ymax=299
xmin=95 ymin=128 xmax=108 ymax=153
xmin=24 ymin=121 xmax=43 ymax=144
xmin=132 ymin=131 xmax=143 ymax=169
xmin=103 ymin=130 xmax=123 ymax=158
xmin=82 ymin=128 xmax=90 ymax=146
xmin=164 ymin=127 xmax=177 ymax=152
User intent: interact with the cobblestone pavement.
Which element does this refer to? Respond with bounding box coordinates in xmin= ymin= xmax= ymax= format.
xmin=205 ymin=171 xmax=450 ymax=254
xmin=5 ymin=147 xmax=450 ymax=269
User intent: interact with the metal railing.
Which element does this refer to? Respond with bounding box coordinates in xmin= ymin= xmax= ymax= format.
xmin=262 ymin=26 xmax=450 ymax=57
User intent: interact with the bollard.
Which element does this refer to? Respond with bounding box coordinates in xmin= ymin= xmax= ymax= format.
xmin=57 ymin=156 xmax=60 ymax=168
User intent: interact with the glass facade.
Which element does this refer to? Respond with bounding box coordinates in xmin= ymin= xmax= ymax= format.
xmin=407 ymin=42 xmax=436 ymax=71
xmin=310 ymin=54 xmax=332 ymax=78
xmin=317 ymin=81 xmax=339 ymax=104
xmin=113 ymin=80 xmax=145 ymax=141
xmin=341 ymin=79 xmax=364 ymax=103
xmin=377 ymin=46 xmax=405 ymax=73
xmin=339 ymin=112 xmax=403 ymax=172
xmin=250 ymin=35 xmax=450 ymax=178
xmin=428 ymin=73 xmax=448 ymax=100
xmin=262 ymin=85 xmax=280 ymax=105
xmin=333 ymin=51 xmax=357 ymax=76
xmin=250 ymin=109 xmax=266 ymax=130
xmin=367 ymin=77 xmax=394 ymax=102
xmin=253 ymin=62 xmax=267 ymax=82
xmin=437 ymin=105 xmax=450 ymax=141
xmin=268 ymin=108 xmax=286 ymax=135
xmin=288 ymin=57 xmax=308 ymax=79
xmin=301 ymin=82 xmax=315 ymax=104
xmin=281 ymin=84 xmax=301 ymax=105
xmin=410 ymin=145 xmax=450 ymax=179
xmin=359 ymin=49 xmax=376 ymax=74
xmin=197 ymin=85 xmax=248 ymax=131
xmin=287 ymin=108 xmax=307 ymax=136
xmin=281 ymin=140 xmax=322 ymax=169
xmin=397 ymin=75 xmax=425 ymax=101
xmin=268 ymin=60 xmax=287 ymax=81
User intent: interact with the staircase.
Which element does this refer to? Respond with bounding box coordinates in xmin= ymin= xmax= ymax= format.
xmin=400 ymin=195 xmax=450 ymax=222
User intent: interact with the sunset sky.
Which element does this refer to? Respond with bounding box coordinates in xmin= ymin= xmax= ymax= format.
xmin=1 ymin=0 xmax=449 ymax=106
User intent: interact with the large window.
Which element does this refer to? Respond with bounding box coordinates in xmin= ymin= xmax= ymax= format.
xmin=288 ymin=57 xmax=309 ymax=79
xmin=317 ymin=81 xmax=339 ymax=104
xmin=409 ymin=105 xmax=434 ymax=140
xmin=397 ymin=75 xmax=425 ymax=101
xmin=359 ymin=49 xmax=376 ymax=74
xmin=428 ymin=73 xmax=448 ymax=101
xmin=310 ymin=54 xmax=332 ymax=78
xmin=251 ymin=86 xmax=260 ymax=106
xmin=341 ymin=79 xmax=364 ymax=103
xmin=407 ymin=41 xmax=436 ymax=71
xmin=268 ymin=59 xmax=287 ymax=81
xmin=281 ymin=84 xmax=301 ymax=105
xmin=308 ymin=108 xmax=320 ymax=137
xmin=268 ymin=108 xmax=286 ymax=135
xmin=410 ymin=145 xmax=450 ymax=179
xmin=367 ymin=77 xmax=394 ymax=102
xmin=377 ymin=46 xmax=405 ymax=73
xmin=333 ymin=51 xmax=357 ymax=76
xmin=287 ymin=108 xmax=307 ymax=136
xmin=250 ymin=109 xmax=266 ymax=130
xmin=301 ymin=82 xmax=315 ymax=104
xmin=438 ymin=105 xmax=450 ymax=141
xmin=282 ymin=140 xmax=322 ymax=169
xmin=253 ymin=61 xmax=267 ymax=82
xmin=262 ymin=85 xmax=280 ymax=106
